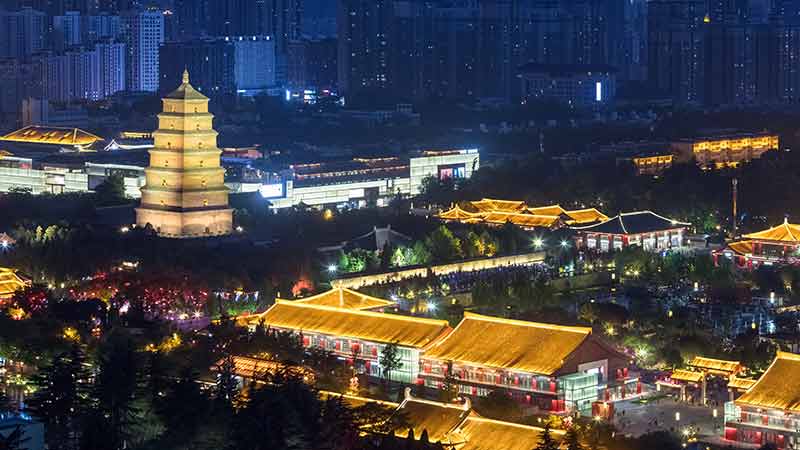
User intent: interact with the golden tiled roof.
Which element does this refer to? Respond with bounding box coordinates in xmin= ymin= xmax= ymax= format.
xmin=727 ymin=240 xmax=754 ymax=256
xmin=687 ymin=356 xmax=742 ymax=374
xmin=422 ymin=312 xmax=592 ymax=375
xmin=393 ymin=398 xmax=470 ymax=445
xmin=670 ymin=369 xmax=704 ymax=383
xmin=251 ymin=301 xmax=451 ymax=348
xmin=527 ymin=205 xmax=567 ymax=216
xmin=471 ymin=198 xmax=527 ymax=213
xmin=0 ymin=268 xmax=28 ymax=298
xmin=291 ymin=287 xmax=394 ymax=310
xmin=459 ymin=417 xmax=563 ymax=450
xmin=563 ymin=208 xmax=609 ymax=225
xmin=211 ymin=355 xmax=314 ymax=381
xmin=482 ymin=212 xmax=561 ymax=229
xmin=728 ymin=376 xmax=757 ymax=391
xmin=742 ymin=219 xmax=800 ymax=244
xmin=438 ymin=205 xmax=482 ymax=222
xmin=0 ymin=125 xmax=102 ymax=146
xmin=736 ymin=352 xmax=800 ymax=412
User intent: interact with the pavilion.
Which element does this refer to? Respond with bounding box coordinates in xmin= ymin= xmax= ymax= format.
xmin=658 ymin=356 xmax=746 ymax=404
xmin=0 ymin=268 xmax=29 ymax=300
xmin=572 ymin=211 xmax=689 ymax=252
xmin=438 ymin=198 xmax=607 ymax=230
xmin=716 ymin=219 xmax=800 ymax=269
xmin=239 ymin=300 xmax=451 ymax=383
xmin=723 ymin=351 xmax=800 ymax=448
xmin=419 ymin=312 xmax=634 ymax=415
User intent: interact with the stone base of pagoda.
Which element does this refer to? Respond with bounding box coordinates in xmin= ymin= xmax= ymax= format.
xmin=135 ymin=207 xmax=233 ymax=238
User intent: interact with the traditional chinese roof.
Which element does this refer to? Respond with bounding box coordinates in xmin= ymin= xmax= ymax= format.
xmin=291 ymin=287 xmax=394 ymax=310
xmin=742 ymin=219 xmax=800 ymax=244
xmin=670 ymin=369 xmax=704 ymax=383
xmin=687 ymin=356 xmax=742 ymax=375
xmin=726 ymin=240 xmax=754 ymax=256
xmin=211 ymin=355 xmax=314 ymax=381
xmin=459 ymin=416 xmax=562 ymax=450
xmin=438 ymin=205 xmax=482 ymax=222
xmin=736 ymin=351 xmax=800 ymax=412
xmin=392 ymin=398 xmax=470 ymax=445
xmin=728 ymin=376 xmax=757 ymax=391
xmin=0 ymin=125 xmax=102 ymax=147
xmin=164 ymin=69 xmax=209 ymax=101
xmin=527 ymin=205 xmax=567 ymax=216
xmin=572 ymin=211 xmax=689 ymax=235
xmin=470 ymin=198 xmax=527 ymax=213
xmin=422 ymin=312 xmax=592 ymax=375
xmin=481 ymin=212 xmax=561 ymax=229
xmin=563 ymin=208 xmax=609 ymax=225
xmin=253 ymin=301 xmax=451 ymax=349
xmin=0 ymin=268 xmax=28 ymax=298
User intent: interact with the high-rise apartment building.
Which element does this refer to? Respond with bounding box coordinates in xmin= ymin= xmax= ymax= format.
xmin=122 ymin=9 xmax=163 ymax=92
xmin=0 ymin=7 xmax=46 ymax=60
xmin=41 ymin=41 xmax=125 ymax=102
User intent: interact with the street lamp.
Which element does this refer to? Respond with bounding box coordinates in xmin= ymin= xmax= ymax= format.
xmin=560 ymin=240 xmax=569 ymax=248
xmin=533 ymin=238 xmax=544 ymax=249
xmin=327 ymin=265 xmax=337 ymax=274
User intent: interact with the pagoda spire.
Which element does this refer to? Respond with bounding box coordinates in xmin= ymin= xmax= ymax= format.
xmin=182 ymin=68 xmax=190 ymax=84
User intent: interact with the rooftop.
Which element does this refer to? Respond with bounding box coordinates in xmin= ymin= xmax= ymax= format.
xmin=0 ymin=268 xmax=29 ymax=298
xmin=742 ymin=219 xmax=800 ymax=244
xmin=0 ymin=125 xmax=102 ymax=147
xmin=686 ymin=356 xmax=742 ymax=375
xmin=422 ymin=312 xmax=592 ymax=375
xmin=439 ymin=199 xmax=607 ymax=229
xmin=290 ymin=287 xmax=394 ymax=310
xmin=572 ymin=210 xmax=689 ymax=235
xmin=391 ymin=397 xmax=470 ymax=445
xmin=736 ymin=351 xmax=800 ymax=412
xmin=164 ymin=70 xmax=209 ymax=101
xmin=248 ymin=301 xmax=451 ymax=349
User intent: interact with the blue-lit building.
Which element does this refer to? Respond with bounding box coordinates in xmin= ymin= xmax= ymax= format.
xmin=519 ymin=63 xmax=617 ymax=109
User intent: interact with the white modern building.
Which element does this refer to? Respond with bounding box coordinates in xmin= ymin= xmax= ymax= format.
xmin=261 ymin=149 xmax=480 ymax=209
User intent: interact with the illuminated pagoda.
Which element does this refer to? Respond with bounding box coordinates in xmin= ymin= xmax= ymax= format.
xmin=723 ymin=351 xmax=800 ymax=448
xmin=438 ymin=198 xmax=608 ymax=230
xmin=135 ymin=70 xmax=233 ymax=238
xmin=419 ymin=312 xmax=634 ymax=414
xmin=384 ymin=391 xmax=564 ymax=449
xmin=572 ymin=211 xmax=689 ymax=252
xmin=238 ymin=300 xmax=451 ymax=383
xmin=716 ymin=219 xmax=800 ymax=269
xmin=0 ymin=267 xmax=29 ymax=300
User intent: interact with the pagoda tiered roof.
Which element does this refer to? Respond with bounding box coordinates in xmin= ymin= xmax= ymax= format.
xmin=422 ymin=312 xmax=593 ymax=375
xmin=742 ymin=219 xmax=800 ymax=244
xmin=290 ymin=287 xmax=394 ymax=310
xmin=251 ymin=301 xmax=451 ymax=349
xmin=571 ymin=211 xmax=689 ymax=235
xmin=736 ymin=351 xmax=800 ymax=412
xmin=438 ymin=198 xmax=607 ymax=229
xmin=0 ymin=268 xmax=29 ymax=299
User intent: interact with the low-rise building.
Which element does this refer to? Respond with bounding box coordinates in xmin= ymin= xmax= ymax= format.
xmin=239 ymin=299 xmax=451 ymax=383
xmin=723 ymin=351 xmax=800 ymax=448
xmin=716 ymin=219 xmax=800 ymax=269
xmin=419 ymin=312 xmax=634 ymax=415
xmin=673 ymin=133 xmax=778 ymax=169
xmin=262 ymin=149 xmax=479 ymax=210
xmin=572 ymin=211 xmax=689 ymax=252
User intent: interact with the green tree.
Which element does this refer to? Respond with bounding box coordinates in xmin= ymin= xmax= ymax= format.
xmin=474 ymin=390 xmax=522 ymax=422
xmin=27 ymin=344 xmax=91 ymax=450
xmin=425 ymin=226 xmax=462 ymax=262
xmin=156 ymin=365 xmax=210 ymax=447
xmin=215 ymin=354 xmax=239 ymax=408
xmin=438 ymin=361 xmax=460 ymax=403
xmin=534 ymin=422 xmax=559 ymax=450
xmin=563 ymin=427 xmax=583 ymax=450
xmin=94 ymin=173 xmax=127 ymax=206
xmin=379 ymin=342 xmax=402 ymax=385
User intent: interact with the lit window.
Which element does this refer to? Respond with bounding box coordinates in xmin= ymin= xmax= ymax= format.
xmin=161 ymin=179 xmax=167 ymax=187
xmin=199 ymin=160 xmax=204 ymax=167
xmin=203 ymin=199 xmax=208 ymax=206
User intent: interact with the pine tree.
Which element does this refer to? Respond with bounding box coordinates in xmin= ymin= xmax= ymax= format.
xmin=214 ymin=354 xmax=239 ymax=408
xmin=564 ymin=427 xmax=584 ymax=450
xmin=534 ymin=423 xmax=559 ymax=450
xmin=380 ymin=342 xmax=402 ymax=385
xmin=27 ymin=344 xmax=91 ymax=450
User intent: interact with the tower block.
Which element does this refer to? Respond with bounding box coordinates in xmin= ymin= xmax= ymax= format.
xmin=135 ymin=70 xmax=233 ymax=238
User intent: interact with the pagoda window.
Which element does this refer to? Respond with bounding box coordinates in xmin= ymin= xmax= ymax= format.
xmin=164 ymin=160 xmax=169 ymax=167
xmin=201 ymin=179 xmax=207 ymax=187
xmin=161 ymin=179 xmax=167 ymax=187
xmin=167 ymin=142 xmax=171 ymax=149
xmin=196 ymin=123 xmax=200 ymax=131
xmin=159 ymin=200 xmax=165 ymax=206
xmin=198 ymin=142 xmax=203 ymax=149
xmin=199 ymin=160 xmax=204 ymax=167
xmin=203 ymin=199 xmax=208 ymax=206
xmin=194 ymin=107 xmax=198 ymax=113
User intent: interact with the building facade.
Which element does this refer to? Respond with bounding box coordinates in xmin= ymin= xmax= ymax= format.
xmin=136 ymin=70 xmax=233 ymax=238
xmin=572 ymin=211 xmax=689 ymax=252
xmin=723 ymin=352 xmax=800 ymax=448
xmin=419 ymin=313 xmax=634 ymax=415
xmin=672 ymin=133 xmax=778 ymax=169
xmin=0 ymin=7 xmax=46 ymax=60
xmin=122 ymin=9 xmax=164 ymax=92
xmin=716 ymin=220 xmax=800 ymax=269
xmin=519 ymin=64 xmax=617 ymax=109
